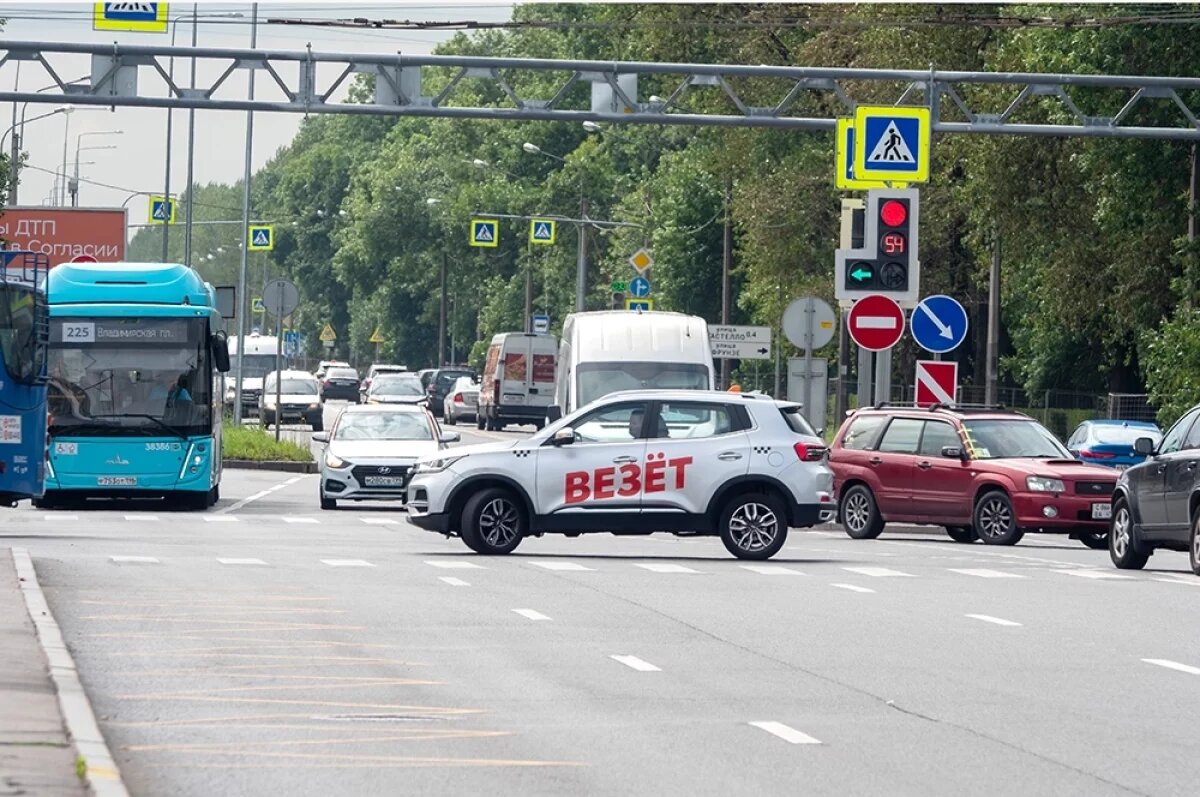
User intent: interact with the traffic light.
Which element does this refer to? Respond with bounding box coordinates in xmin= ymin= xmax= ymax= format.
xmin=835 ymin=187 xmax=920 ymax=304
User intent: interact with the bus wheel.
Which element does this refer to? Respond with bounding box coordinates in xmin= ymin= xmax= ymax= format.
xmin=207 ymin=485 xmax=219 ymax=507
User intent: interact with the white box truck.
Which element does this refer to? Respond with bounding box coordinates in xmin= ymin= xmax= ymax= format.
xmin=552 ymin=311 xmax=715 ymax=418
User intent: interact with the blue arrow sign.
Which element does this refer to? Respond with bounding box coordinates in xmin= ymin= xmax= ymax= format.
xmin=629 ymin=275 xmax=651 ymax=298
xmin=910 ymin=294 xmax=969 ymax=354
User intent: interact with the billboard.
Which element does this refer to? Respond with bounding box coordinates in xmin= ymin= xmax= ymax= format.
xmin=0 ymin=207 xmax=127 ymax=263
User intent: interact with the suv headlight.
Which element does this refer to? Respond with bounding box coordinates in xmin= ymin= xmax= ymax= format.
xmin=308 ymin=402 xmax=321 ymax=410
xmin=414 ymin=455 xmax=465 ymax=474
xmin=325 ymin=452 xmax=349 ymax=469
xmin=1026 ymin=476 xmax=1065 ymax=493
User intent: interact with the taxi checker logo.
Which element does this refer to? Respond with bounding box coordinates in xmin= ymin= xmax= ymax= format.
xmin=106 ymin=455 xmax=130 ymax=466
xmin=565 ymin=453 xmax=693 ymax=504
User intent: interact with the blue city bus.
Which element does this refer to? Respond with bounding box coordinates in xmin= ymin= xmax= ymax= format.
xmin=0 ymin=251 xmax=50 ymax=506
xmin=41 ymin=262 xmax=231 ymax=509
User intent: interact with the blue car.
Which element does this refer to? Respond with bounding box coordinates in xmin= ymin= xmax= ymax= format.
xmin=1065 ymin=419 xmax=1163 ymax=470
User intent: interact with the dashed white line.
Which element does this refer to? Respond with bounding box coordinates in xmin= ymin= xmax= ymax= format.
xmin=321 ymin=559 xmax=375 ymax=568
xmin=1153 ymin=576 xmax=1200 ymax=586
xmin=741 ymin=565 xmax=804 ymax=576
xmin=512 ymin=609 xmax=552 ymax=621
xmin=358 ymin=517 xmax=400 ymax=525
xmin=282 ymin=516 xmax=319 ymax=524
xmin=610 ymin=655 xmax=661 ymax=672
xmin=438 ymin=577 xmax=471 ymax=587
xmin=202 ymin=515 xmax=239 ymax=523
xmin=635 ymin=563 xmax=700 ymax=574
xmin=43 ymin=515 xmax=78 ymax=521
xmin=841 ymin=566 xmax=913 ymax=578
xmin=831 ymin=583 xmax=875 ymax=593
xmin=219 ymin=475 xmax=305 ymax=514
xmin=217 ymin=558 xmax=267 ymax=565
xmin=965 ymin=614 xmax=1022 ymax=627
xmin=110 ymin=555 xmax=159 ymax=564
xmin=425 ymin=560 xmax=484 ymax=570
xmin=1053 ymin=569 xmax=1133 ymax=580
xmin=749 ymin=721 xmax=822 ymax=745
xmin=123 ymin=514 xmax=159 ymax=522
xmin=1143 ymin=658 xmax=1200 ymax=675
xmin=949 ymin=568 xmax=1026 ymax=579
xmin=528 ymin=561 xmax=596 ymax=572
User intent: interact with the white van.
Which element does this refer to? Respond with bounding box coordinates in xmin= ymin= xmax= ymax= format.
xmin=226 ymin=333 xmax=280 ymax=415
xmin=477 ymin=332 xmax=557 ymax=431
xmin=553 ymin=311 xmax=715 ymax=417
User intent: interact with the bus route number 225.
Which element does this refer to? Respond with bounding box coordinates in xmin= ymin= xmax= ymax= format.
xmin=62 ymin=322 xmax=95 ymax=343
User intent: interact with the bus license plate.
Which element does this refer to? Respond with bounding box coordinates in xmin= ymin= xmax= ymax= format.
xmin=1092 ymin=502 xmax=1111 ymax=520
xmin=364 ymin=476 xmax=405 ymax=487
xmin=98 ymin=476 xmax=137 ymax=487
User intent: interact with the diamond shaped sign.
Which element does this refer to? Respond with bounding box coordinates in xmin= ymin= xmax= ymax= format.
xmin=629 ymin=248 xmax=654 ymax=274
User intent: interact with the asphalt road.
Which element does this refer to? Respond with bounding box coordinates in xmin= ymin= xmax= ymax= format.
xmin=6 ymin=431 xmax=1200 ymax=795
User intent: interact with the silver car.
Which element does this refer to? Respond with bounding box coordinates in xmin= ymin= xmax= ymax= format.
xmin=314 ymin=403 xmax=459 ymax=510
xmin=442 ymin=376 xmax=480 ymax=426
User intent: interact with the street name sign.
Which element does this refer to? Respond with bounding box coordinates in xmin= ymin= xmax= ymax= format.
xmin=915 ymin=360 xmax=958 ymax=407
xmin=470 ymin=219 xmax=498 ymax=247
xmin=853 ymin=105 xmax=931 ymax=183
xmin=847 ymin=294 xmax=904 ymax=351
xmin=911 ymin=294 xmax=968 ymax=354
xmin=709 ymin=325 xmax=772 ymax=360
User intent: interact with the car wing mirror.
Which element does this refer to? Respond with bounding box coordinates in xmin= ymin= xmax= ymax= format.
xmin=1134 ymin=436 xmax=1156 ymax=456
xmin=312 ymin=432 xmax=329 ymax=444
xmin=440 ymin=430 xmax=461 ymax=444
xmin=941 ymin=445 xmax=965 ymax=460
xmin=211 ymin=330 xmax=231 ymax=373
xmin=552 ymin=427 xmax=575 ymax=446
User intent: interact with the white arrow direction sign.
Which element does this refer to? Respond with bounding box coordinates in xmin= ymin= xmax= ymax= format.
xmin=918 ymin=301 xmax=954 ymax=341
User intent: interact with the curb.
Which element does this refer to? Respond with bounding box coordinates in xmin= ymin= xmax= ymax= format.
xmin=12 ymin=548 xmax=130 ymax=797
xmin=222 ymin=459 xmax=317 ymax=473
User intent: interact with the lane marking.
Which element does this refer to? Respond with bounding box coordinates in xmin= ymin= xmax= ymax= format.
xmin=124 ymin=514 xmax=159 ymax=522
xmin=217 ymin=558 xmax=268 ymax=566
xmin=1143 ymin=658 xmax=1200 ymax=675
xmin=425 ymin=560 xmax=484 ymax=570
xmin=321 ymin=559 xmax=375 ymax=568
xmin=831 ymin=583 xmax=874 ymax=593
xmin=841 ymin=566 xmax=913 ymax=578
xmin=438 ymin=577 xmax=470 ymax=587
xmin=949 ymin=568 xmax=1026 ymax=579
xmin=282 ymin=516 xmax=319 ymax=524
xmin=203 ymin=516 xmax=239 ymax=523
xmin=610 ymin=655 xmax=661 ymax=672
xmin=512 ymin=609 xmax=551 ymax=622
xmin=219 ymin=476 xmax=305 ymax=515
xmin=740 ymin=565 xmax=804 ymax=576
xmin=1053 ymin=569 xmax=1133 ymax=580
xmin=111 ymin=556 xmax=160 ymax=564
xmin=965 ymin=614 xmax=1022 ymax=627
xmin=749 ymin=721 xmax=822 ymax=745
xmin=1153 ymin=576 xmax=1200 ymax=586
xmin=44 ymin=514 xmax=79 ymax=521
xmin=635 ymin=563 xmax=700 ymax=574
xmin=528 ymin=561 xmax=595 ymax=572
xmin=358 ymin=518 xmax=400 ymax=525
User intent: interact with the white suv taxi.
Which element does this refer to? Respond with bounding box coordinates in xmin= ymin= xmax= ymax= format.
xmin=407 ymin=390 xmax=835 ymax=560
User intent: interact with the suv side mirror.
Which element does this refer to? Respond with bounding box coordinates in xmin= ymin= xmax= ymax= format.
xmin=941 ymin=446 xmax=965 ymax=460
xmin=552 ymin=427 xmax=575 ymax=446
xmin=1134 ymin=436 xmax=1156 ymax=456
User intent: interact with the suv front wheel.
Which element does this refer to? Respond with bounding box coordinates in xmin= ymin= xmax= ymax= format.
xmin=460 ymin=487 xmax=525 ymax=555
xmin=974 ymin=490 xmax=1023 ymax=545
xmin=1110 ymin=498 xmax=1149 ymax=570
xmin=718 ymin=492 xmax=788 ymax=560
xmin=840 ymin=485 xmax=884 ymax=540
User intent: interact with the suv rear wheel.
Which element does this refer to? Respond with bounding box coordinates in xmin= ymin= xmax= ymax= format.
xmin=1110 ymin=498 xmax=1148 ymax=570
xmin=974 ymin=490 xmax=1023 ymax=545
xmin=840 ymin=485 xmax=884 ymax=540
xmin=460 ymin=488 xmax=525 ymax=555
xmin=719 ymin=492 xmax=788 ymax=560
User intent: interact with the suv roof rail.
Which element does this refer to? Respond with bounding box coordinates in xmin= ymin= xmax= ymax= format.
xmin=927 ymin=402 xmax=1009 ymax=413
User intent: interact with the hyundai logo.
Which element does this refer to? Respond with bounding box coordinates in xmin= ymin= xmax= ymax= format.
xmin=106 ymin=455 xmax=129 ymax=466
xmin=377 ymin=466 xmax=391 ymax=475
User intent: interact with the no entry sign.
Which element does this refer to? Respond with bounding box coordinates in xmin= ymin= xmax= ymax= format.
xmin=847 ymin=294 xmax=904 ymax=351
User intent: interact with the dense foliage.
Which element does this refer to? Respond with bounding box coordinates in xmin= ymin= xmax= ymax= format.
xmin=127 ymin=3 xmax=1200 ymax=423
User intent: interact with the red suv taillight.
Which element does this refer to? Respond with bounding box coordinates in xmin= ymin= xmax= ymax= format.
xmin=1079 ymin=449 xmax=1116 ymax=460
xmin=794 ymin=442 xmax=827 ymax=462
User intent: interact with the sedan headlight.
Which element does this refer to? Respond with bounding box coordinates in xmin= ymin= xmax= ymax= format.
xmin=325 ymin=452 xmax=350 ymax=469
xmin=1026 ymin=476 xmax=1065 ymax=493
xmin=414 ymin=455 xmax=465 ymax=474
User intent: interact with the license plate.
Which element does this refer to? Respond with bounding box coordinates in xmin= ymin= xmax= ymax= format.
xmin=1092 ymin=502 xmax=1112 ymax=520
xmin=98 ymin=476 xmax=137 ymax=487
xmin=364 ymin=476 xmax=406 ymax=487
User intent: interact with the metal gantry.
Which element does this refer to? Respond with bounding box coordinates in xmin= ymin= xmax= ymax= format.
xmin=0 ymin=39 xmax=1200 ymax=139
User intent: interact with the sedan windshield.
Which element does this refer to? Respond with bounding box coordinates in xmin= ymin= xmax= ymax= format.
xmin=961 ymin=419 xmax=1072 ymax=459
xmin=335 ymin=412 xmax=433 ymax=441
xmin=275 ymin=378 xmax=318 ymax=394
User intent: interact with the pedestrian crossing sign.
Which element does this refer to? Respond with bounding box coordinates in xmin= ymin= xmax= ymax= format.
xmin=248 ymin=225 xmax=274 ymax=251
xmin=93 ymin=2 xmax=169 ymax=33
xmin=470 ymin=219 xmax=499 ymax=248
xmin=529 ymin=219 xmax=556 ymax=245
xmin=252 ymin=297 xmax=265 ymax=313
xmin=148 ymin=195 xmax=175 ymax=224
xmin=626 ymin=297 xmax=654 ymax=312
xmin=853 ymin=105 xmax=931 ymax=183
xmin=835 ymin=118 xmax=889 ymax=190
xmin=369 ymin=326 xmax=386 ymax=344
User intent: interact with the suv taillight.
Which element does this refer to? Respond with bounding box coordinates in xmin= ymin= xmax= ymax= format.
xmin=794 ymin=442 xmax=827 ymax=462
xmin=453 ymin=392 xmax=463 ymax=404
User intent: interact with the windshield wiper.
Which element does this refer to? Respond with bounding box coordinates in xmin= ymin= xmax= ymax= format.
xmin=91 ymin=414 xmax=188 ymax=440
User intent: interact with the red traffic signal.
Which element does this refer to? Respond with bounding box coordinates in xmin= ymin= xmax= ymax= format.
xmin=880 ymin=200 xmax=907 ymax=227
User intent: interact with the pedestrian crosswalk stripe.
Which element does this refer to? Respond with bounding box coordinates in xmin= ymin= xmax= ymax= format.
xmin=45 ymin=515 xmax=78 ymax=521
xmin=358 ymin=518 xmax=399 ymax=525
xmin=832 ymin=583 xmax=875 ymax=593
xmin=203 ymin=516 xmax=239 ymax=522
xmin=282 ymin=516 xmax=319 ymax=524
xmin=110 ymin=555 xmax=159 ymax=564
xmin=635 ymin=563 xmax=699 ymax=573
xmin=124 ymin=514 xmax=159 ymax=521
xmin=741 ymin=565 xmax=804 ymax=576
xmin=322 ymin=559 xmax=375 ymax=567
xmin=841 ymin=566 xmax=914 ymax=578
xmin=439 ymin=576 xmax=471 ymax=586
xmin=949 ymin=568 xmax=1026 ymax=579
xmin=218 ymin=558 xmax=267 ymax=565
xmin=1053 ymin=569 xmax=1133 ymax=580
xmin=425 ymin=560 xmax=484 ymax=569
xmin=528 ymin=561 xmax=595 ymax=572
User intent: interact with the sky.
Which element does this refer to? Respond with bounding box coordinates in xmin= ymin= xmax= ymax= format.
xmin=0 ymin=2 xmax=515 ymax=221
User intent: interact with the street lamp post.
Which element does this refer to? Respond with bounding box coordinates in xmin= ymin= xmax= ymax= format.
xmin=71 ymin=130 xmax=122 ymax=206
xmin=232 ymin=2 xmax=260 ymax=425
xmin=522 ymin=142 xmax=588 ymax=312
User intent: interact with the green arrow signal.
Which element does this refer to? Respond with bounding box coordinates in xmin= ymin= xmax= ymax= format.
xmin=850 ymin=265 xmax=874 ymax=283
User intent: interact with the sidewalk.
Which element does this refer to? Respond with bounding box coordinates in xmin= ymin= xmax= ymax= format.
xmin=0 ymin=547 xmax=87 ymax=796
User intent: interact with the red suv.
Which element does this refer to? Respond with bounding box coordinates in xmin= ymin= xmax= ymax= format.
xmin=828 ymin=405 xmax=1119 ymax=547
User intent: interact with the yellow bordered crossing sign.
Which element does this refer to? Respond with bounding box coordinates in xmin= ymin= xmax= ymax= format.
xmin=529 ymin=219 xmax=556 ymax=245
xmin=470 ymin=219 xmax=498 ymax=248
xmin=626 ymin=297 xmax=654 ymax=311
xmin=94 ymin=3 xmax=169 ymax=33
xmin=835 ymin=119 xmax=889 ymax=190
xmin=369 ymin=326 xmax=386 ymax=344
xmin=853 ymin=105 xmax=931 ymax=184
xmin=148 ymin=195 xmax=175 ymax=224
xmin=248 ymin=225 xmax=274 ymax=251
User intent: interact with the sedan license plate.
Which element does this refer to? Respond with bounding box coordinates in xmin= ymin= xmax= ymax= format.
xmin=98 ymin=476 xmax=137 ymax=487
xmin=1092 ymin=502 xmax=1112 ymax=520
xmin=364 ymin=476 xmax=406 ymax=487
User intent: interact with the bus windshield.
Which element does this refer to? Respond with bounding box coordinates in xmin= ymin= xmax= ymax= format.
xmin=48 ymin=316 xmax=212 ymax=437
xmin=0 ymin=281 xmax=46 ymax=384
